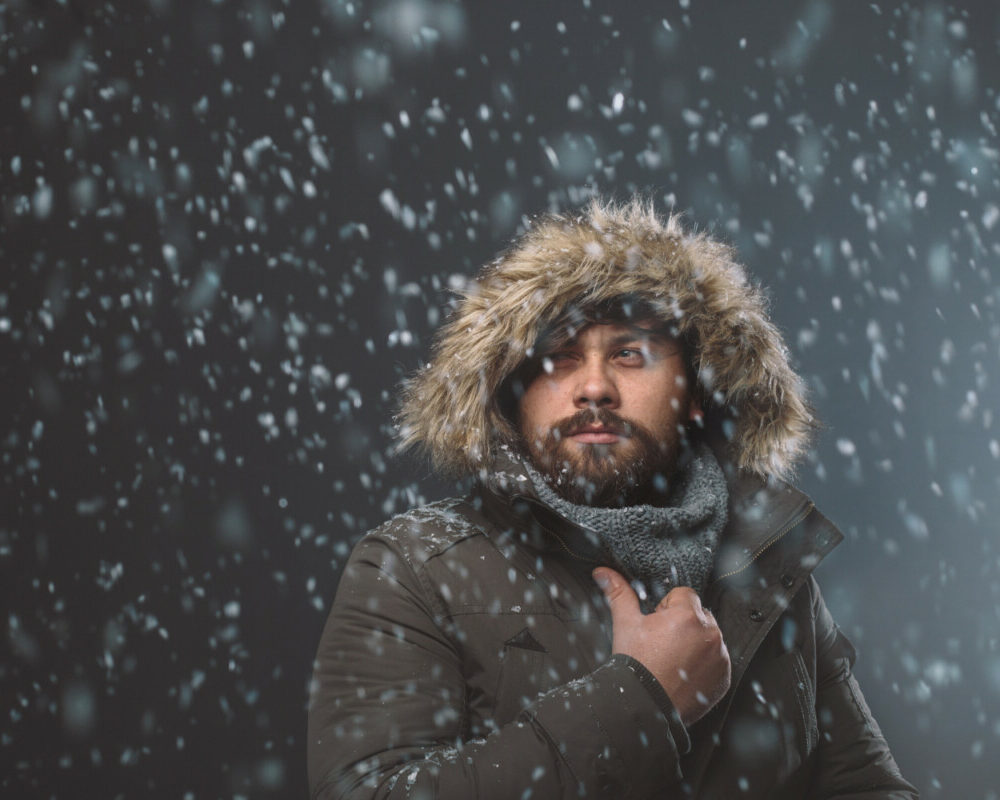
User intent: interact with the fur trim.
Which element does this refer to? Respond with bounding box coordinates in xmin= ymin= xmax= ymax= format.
xmin=397 ymin=197 xmax=815 ymax=480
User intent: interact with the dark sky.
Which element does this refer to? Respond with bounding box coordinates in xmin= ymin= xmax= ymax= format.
xmin=2 ymin=1 xmax=999 ymax=796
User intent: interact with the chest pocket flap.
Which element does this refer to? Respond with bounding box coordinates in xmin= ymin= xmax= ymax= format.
xmin=493 ymin=627 xmax=557 ymax=724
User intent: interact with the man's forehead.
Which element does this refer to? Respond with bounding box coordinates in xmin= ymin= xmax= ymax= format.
xmin=537 ymin=317 xmax=680 ymax=348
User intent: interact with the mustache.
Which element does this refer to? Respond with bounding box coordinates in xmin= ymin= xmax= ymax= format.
xmin=554 ymin=408 xmax=637 ymax=439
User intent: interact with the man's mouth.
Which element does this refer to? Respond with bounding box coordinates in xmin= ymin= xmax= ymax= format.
xmin=567 ymin=425 xmax=626 ymax=444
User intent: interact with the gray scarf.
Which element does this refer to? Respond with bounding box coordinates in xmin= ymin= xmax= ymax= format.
xmin=525 ymin=443 xmax=728 ymax=612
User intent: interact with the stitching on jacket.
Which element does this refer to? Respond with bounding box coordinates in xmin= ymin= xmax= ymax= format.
xmin=588 ymin=703 xmax=628 ymax=794
xmin=462 ymin=501 xmax=571 ymax=618
xmin=369 ymin=529 xmax=472 ymax=738
xmin=524 ymin=699 xmax=588 ymax=787
xmin=789 ymin=648 xmax=818 ymax=752
xmin=846 ymin=674 xmax=880 ymax=741
xmin=711 ymin=503 xmax=814 ymax=583
xmin=446 ymin=607 xmax=565 ymax=619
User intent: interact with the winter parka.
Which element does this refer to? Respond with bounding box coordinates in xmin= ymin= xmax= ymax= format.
xmin=308 ymin=199 xmax=918 ymax=798
xmin=307 ymin=450 xmax=917 ymax=799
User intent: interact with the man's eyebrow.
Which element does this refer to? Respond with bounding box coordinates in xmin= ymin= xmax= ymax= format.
xmin=608 ymin=328 xmax=677 ymax=347
xmin=535 ymin=324 xmax=678 ymax=352
xmin=535 ymin=328 xmax=579 ymax=352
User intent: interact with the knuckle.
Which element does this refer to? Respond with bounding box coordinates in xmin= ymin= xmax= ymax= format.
xmin=688 ymin=605 xmax=710 ymax=624
xmin=606 ymin=585 xmax=623 ymax=600
xmin=675 ymin=586 xmax=699 ymax=603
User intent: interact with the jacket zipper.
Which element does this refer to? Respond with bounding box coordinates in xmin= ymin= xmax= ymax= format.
xmin=543 ymin=525 xmax=600 ymax=563
xmin=710 ymin=502 xmax=815 ymax=584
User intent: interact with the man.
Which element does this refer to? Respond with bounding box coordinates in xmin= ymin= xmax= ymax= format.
xmin=308 ymin=198 xmax=918 ymax=798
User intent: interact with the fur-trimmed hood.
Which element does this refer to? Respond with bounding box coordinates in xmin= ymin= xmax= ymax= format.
xmin=397 ymin=197 xmax=815 ymax=480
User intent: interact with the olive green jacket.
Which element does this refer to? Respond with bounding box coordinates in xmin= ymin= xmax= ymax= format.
xmin=308 ymin=462 xmax=918 ymax=799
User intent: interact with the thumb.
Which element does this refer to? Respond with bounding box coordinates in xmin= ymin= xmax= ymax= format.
xmin=592 ymin=567 xmax=640 ymax=623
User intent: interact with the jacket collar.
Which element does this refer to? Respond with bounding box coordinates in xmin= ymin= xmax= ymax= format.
xmin=710 ymin=467 xmax=819 ymax=583
xmin=478 ymin=448 xmax=606 ymax=563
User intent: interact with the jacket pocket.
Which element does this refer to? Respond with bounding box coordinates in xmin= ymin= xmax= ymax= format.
xmin=706 ymin=647 xmax=820 ymax=795
xmin=782 ymin=647 xmax=819 ymax=756
xmin=492 ymin=628 xmax=556 ymax=724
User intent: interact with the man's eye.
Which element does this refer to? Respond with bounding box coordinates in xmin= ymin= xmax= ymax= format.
xmin=541 ymin=353 xmax=573 ymax=373
xmin=616 ymin=348 xmax=645 ymax=362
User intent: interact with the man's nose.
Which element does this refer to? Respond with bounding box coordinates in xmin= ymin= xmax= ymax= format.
xmin=574 ymin=359 xmax=620 ymax=408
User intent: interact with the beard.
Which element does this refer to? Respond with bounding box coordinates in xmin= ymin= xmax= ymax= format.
xmin=520 ymin=407 xmax=689 ymax=508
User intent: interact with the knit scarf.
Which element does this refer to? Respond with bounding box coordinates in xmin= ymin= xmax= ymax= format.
xmin=524 ymin=442 xmax=728 ymax=612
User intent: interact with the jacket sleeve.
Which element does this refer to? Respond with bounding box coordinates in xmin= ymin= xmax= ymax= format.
xmin=307 ymin=535 xmax=690 ymax=800
xmin=807 ymin=577 xmax=920 ymax=799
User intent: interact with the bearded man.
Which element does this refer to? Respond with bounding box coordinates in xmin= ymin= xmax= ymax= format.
xmin=307 ymin=199 xmax=918 ymax=799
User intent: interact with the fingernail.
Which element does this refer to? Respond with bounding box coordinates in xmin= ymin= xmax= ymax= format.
xmin=592 ymin=569 xmax=609 ymax=590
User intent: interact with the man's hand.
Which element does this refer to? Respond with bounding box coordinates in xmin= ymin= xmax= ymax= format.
xmin=593 ymin=567 xmax=731 ymax=726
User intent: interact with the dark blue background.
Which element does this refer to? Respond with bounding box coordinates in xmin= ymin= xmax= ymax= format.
xmin=3 ymin=1 xmax=998 ymax=796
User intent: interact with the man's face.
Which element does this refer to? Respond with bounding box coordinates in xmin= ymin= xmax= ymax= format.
xmin=517 ymin=321 xmax=699 ymax=506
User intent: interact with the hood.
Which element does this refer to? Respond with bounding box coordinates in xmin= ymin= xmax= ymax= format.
xmin=397 ymin=197 xmax=815 ymax=480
